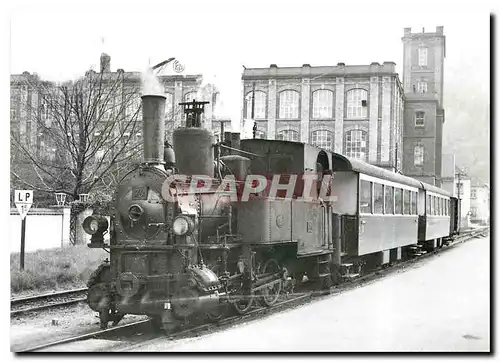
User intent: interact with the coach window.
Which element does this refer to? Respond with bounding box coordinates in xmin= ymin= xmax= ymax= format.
xmin=427 ymin=195 xmax=431 ymax=215
xmin=433 ymin=197 xmax=438 ymax=215
xmin=403 ymin=189 xmax=411 ymax=215
xmin=373 ymin=183 xmax=384 ymax=214
xmin=394 ymin=188 xmax=403 ymax=214
xmin=411 ymin=191 xmax=418 ymax=215
xmin=384 ymin=185 xmax=394 ymax=214
xmin=360 ymin=180 xmax=372 ymax=214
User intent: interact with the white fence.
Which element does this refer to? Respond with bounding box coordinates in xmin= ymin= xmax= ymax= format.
xmin=10 ymin=207 xmax=71 ymax=254
xmin=10 ymin=207 xmax=112 ymax=254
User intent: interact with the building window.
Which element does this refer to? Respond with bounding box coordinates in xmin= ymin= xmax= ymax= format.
xmin=418 ymin=48 xmax=428 ymax=67
xmin=164 ymin=93 xmax=174 ymax=118
xmin=184 ymin=91 xmax=196 ymax=102
xmin=415 ymin=111 xmax=425 ymax=127
xmin=414 ymin=144 xmax=424 ymax=166
xmin=346 ymin=89 xmax=368 ymax=118
xmin=245 ymin=90 xmax=267 ymax=119
xmin=417 ymin=81 xmax=428 ymax=93
xmin=279 ymin=90 xmax=299 ymax=119
xmin=312 ymin=90 xmax=334 ymax=119
xmin=255 ymin=130 xmax=266 ymax=139
xmin=471 ymin=189 xmax=477 ymax=199
xmin=470 ymin=207 xmax=477 ymax=217
xmin=344 ymin=129 xmax=367 ymax=161
xmin=276 ymin=129 xmax=299 ymax=141
xmin=310 ymin=130 xmax=333 ymax=150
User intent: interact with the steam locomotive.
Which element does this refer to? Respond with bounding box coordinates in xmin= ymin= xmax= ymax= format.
xmin=83 ymin=94 xmax=459 ymax=331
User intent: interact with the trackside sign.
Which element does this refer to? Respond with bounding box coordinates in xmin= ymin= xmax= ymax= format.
xmin=15 ymin=190 xmax=33 ymax=220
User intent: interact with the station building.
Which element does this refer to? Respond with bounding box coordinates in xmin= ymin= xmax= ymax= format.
xmin=470 ymin=182 xmax=490 ymax=225
xmin=241 ymin=62 xmax=405 ymax=172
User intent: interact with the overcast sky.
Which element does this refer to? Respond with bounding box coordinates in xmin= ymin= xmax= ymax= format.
xmin=8 ymin=0 xmax=491 ymax=128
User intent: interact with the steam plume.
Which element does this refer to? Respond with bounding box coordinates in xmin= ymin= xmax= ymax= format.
xmin=141 ymin=67 xmax=164 ymax=95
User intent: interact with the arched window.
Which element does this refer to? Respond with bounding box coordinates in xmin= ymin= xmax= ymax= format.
xmin=346 ymin=89 xmax=368 ymax=119
xmin=344 ymin=129 xmax=367 ymax=161
xmin=277 ymin=129 xmax=299 ymax=142
xmin=279 ymin=90 xmax=299 ymax=119
xmin=312 ymin=90 xmax=334 ymax=119
xmin=245 ymin=91 xmax=267 ymax=119
xmin=184 ymin=91 xmax=196 ymax=102
xmin=311 ymin=130 xmax=333 ymax=150
xmin=164 ymin=93 xmax=174 ymax=119
xmin=414 ymin=144 xmax=424 ymax=166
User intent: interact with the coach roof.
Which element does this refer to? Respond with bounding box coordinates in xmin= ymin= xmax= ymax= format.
xmin=331 ymin=152 xmax=423 ymax=189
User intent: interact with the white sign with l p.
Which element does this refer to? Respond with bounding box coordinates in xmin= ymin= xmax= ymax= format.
xmin=15 ymin=190 xmax=33 ymax=220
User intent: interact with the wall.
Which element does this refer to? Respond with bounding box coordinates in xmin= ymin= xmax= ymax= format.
xmin=10 ymin=207 xmax=70 ymax=254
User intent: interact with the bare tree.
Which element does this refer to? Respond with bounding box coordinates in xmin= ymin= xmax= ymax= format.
xmin=10 ymin=70 xmax=143 ymax=202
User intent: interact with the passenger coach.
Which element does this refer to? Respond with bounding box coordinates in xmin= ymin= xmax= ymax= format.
xmin=329 ymin=153 xmax=422 ymax=265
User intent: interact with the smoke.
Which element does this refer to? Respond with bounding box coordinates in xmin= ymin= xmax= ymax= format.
xmin=141 ymin=67 xmax=164 ymax=96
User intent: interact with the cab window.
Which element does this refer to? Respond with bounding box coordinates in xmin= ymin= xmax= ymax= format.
xmin=384 ymin=186 xmax=394 ymax=214
xmin=395 ymin=188 xmax=403 ymax=214
xmin=411 ymin=191 xmax=418 ymax=214
xmin=373 ymin=183 xmax=384 ymax=214
xmin=360 ymin=180 xmax=372 ymax=214
xmin=403 ymin=189 xmax=411 ymax=215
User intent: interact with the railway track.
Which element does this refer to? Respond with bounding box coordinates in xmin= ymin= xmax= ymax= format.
xmin=11 ymin=287 xmax=88 ymax=317
xmin=15 ymin=227 xmax=488 ymax=352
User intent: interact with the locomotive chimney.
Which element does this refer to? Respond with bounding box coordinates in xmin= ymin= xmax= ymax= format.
xmin=141 ymin=95 xmax=166 ymax=164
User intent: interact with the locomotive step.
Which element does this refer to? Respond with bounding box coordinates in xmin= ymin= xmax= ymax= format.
xmin=318 ymin=273 xmax=332 ymax=278
xmin=342 ymin=273 xmax=360 ymax=279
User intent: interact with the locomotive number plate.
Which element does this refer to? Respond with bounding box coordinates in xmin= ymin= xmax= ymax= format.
xmin=132 ymin=186 xmax=148 ymax=200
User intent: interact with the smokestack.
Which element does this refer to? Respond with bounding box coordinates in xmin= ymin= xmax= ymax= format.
xmin=141 ymin=95 xmax=166 ymax=164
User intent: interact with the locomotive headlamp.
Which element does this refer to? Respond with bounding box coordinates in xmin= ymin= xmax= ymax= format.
xmin=173 ymin=216 xmax=195 ymax=236
xmin=83 ymin=215 xmax=109 ymax=247
xmin=83 ymin=215 xmax=109 ymax=235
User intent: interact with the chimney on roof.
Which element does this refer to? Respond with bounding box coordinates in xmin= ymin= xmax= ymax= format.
xmin=100 ymin=53 xmax=111 ymax=73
